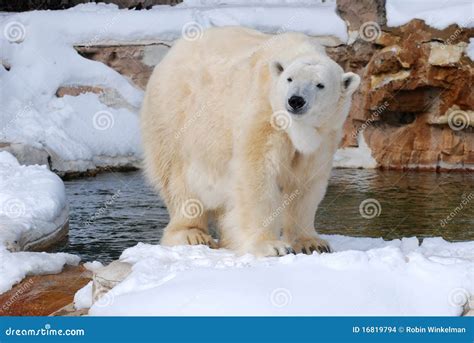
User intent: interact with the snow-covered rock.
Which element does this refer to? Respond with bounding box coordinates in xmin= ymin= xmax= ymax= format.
xmin=0 ymin=249 xmax=80 ymax=295
xmin=333 ymin=133 xmax=377 ymax=169
xmin=0 ymin=151 xmax=79 ymax=294
xmin=78 ymin=235 xmax=473 ymax=316
xmin=0 ymin=151 xmax=68 ymax=251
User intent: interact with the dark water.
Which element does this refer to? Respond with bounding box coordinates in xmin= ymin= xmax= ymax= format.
xmin=60 ymin=169 xmax=474 ymax=263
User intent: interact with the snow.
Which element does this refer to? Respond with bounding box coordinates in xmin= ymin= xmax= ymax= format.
xmin=0 ymin=248 xmax=80 ymax=294
xmin=0 ymin=152 xmax=66 ymax=249
xmin=84 ymin=235 xmax=473 ymax=316
xmin=333 ymin=133 xmax=377 ymax=169
xmin=467 ymin=38 xmax=474 ymax=60
xmin=0 ymin=152 xmax=79 ymax=294
xmin=84 ymin=261 xmax=104 ymax=272
xmin=74 ymin=281 xmax=93 ymax=310
xmin=386 ymin=0 xmax=474 ymax=29
xmin=0 ymin=1 xmax=346 ymax=173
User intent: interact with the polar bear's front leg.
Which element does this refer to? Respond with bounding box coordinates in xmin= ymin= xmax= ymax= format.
xmin=159 ymin=176 xmax=216 ymax=249
xmin=224 ymin=134 xmax=295 ymax=257
xmin=282 ymin=178 xmax=332 ymax=254
xmin=229 ymin=174 xmax=295 ymax=257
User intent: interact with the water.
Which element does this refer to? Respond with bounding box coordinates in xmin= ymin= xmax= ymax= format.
xmin=60 ymin=169 xmax=474 ymax=263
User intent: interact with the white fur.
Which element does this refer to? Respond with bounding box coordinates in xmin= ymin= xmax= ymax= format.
xmin=141 ymin=27 xmax=360 ymax=256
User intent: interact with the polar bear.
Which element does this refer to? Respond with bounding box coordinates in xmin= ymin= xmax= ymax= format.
xmin=141 ymin=27 xmax=360 ymax=256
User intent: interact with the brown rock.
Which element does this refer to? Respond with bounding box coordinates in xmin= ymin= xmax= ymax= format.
xmin=336 ymin=0 xmax=386 ymax=32
xmin=339 ymin=16 xmax=474 ymax=170
xmin=0 ymin=265 xmax=92 ymax=316
xmin=75 ymin=43 xmax=170 ymax=89
xmin=56 ymin=86 xmax=103 ymax=97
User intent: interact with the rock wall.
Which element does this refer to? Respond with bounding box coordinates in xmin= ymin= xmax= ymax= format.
xmin=333 ymin=0 xmax=474 ymax=171
xmin=62 ymin=0 xmax=473 ymax=171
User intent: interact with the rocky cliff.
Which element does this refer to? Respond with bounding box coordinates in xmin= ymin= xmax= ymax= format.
xmin=57 ymin=0 xmax=473 ymax=171
xmin=333 ymin=0 xmax=474 ymax=171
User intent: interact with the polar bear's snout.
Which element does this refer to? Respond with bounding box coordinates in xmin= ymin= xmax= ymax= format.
xmin=285 ymin=83 xmax=317 ymax=115
xmin=287 ymin=95 xmax=306 ymax=113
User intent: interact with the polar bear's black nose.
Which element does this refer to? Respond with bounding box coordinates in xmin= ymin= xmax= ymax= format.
xmin=288 ymin=96 xmax=306 ymax=111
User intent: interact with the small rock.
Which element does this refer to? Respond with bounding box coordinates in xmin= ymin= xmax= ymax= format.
xmin=92 ymin=261 xmax=132 ymax=304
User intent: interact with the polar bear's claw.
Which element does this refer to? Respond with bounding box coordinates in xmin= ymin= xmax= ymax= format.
xmin=167 ymin=228 xmax=217 ymax=249
xmin=294 ymin=237 xmax=331 ymax=255
xmin=252 ymin=240 xmax=294 ymax=257
xmin=190 ymin=232 xmax=217 ymax=248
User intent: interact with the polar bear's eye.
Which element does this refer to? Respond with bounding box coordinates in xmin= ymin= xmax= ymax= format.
xmin=317 ymin=83 xmax=325 ymax=89
xmin=287 ymin=78 xmax=292 ymax=82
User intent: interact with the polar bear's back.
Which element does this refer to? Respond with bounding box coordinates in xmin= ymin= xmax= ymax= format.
xmin=164 ymin=26 xmax=323 ymax=70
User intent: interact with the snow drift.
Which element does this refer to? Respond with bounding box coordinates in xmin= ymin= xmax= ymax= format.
xmin=79 ymin=235 xmax=473 ymax=316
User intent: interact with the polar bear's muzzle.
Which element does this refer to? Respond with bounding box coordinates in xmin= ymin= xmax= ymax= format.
xmin=287 ymin=95 xmax=306 ymax=114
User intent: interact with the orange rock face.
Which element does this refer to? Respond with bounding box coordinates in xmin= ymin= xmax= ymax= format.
xmin=0 ymin=265 xmax=91 ymax=316
xmin=330 ymin=16 xmax=474 ymax=170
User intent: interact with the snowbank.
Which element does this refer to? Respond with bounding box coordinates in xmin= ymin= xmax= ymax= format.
xmin=0 ymin=1 xmax=346 ymax=173
xmin=82 ymin=235 xmax=473 ymax=316
xmin=386 ymin=0 xmax=474 ymax=29
xmin=333 ymin=134 xmax=377 ymax=169
xmin=0 ymin=152 xmax=79 ymax=294
xmin=0 ymin=152 xmax=67 ymax=250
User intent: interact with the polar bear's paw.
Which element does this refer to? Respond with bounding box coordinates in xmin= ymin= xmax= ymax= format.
xmin=184 ymin=229 xmax=218 ymax=248
xmin=251 ymin=240 xmax=296 ymax=257
xmin=293 ymin=236 xmax=331 ymax=254
xmin=162 ymin=228 xmax=217 ymax=249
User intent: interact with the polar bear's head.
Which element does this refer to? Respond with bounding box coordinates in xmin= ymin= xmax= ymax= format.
xmin=269 ymin=55 xmax=360 ymax=128
xmin=269 ymin=54 xmax=360 ymax=154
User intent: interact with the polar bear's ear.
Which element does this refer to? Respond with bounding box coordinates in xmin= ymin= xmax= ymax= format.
xmin=342 ymin=72 xmax=361 ymax=96
xmin=270 ymin=61 xmax=284 ymax=78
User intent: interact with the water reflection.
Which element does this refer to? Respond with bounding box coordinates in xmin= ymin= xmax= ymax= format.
xmin=61 ymin=169 xmax=473 ymax=262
